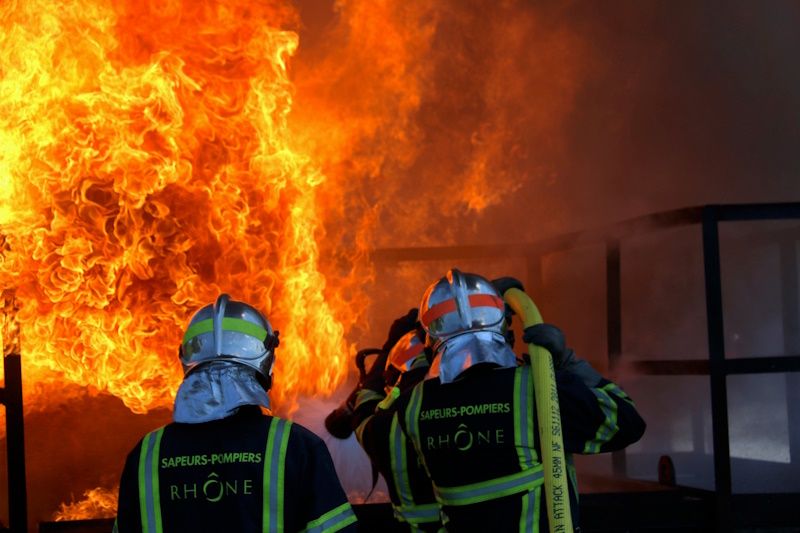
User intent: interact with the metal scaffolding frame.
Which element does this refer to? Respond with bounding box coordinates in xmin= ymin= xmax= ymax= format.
xmin=372 ymin=202 xmax=800 ymax=531
xmin=1 ymin=352 xmax=27 ymax=533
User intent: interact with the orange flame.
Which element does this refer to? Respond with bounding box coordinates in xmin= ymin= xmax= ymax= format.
xmin=0 ymin=0 xmax=361 ymax=416
xmin=52 ymin=485 xmax=119 ymax=522
xmin=1 ymin=0 xmax=594 ymax=522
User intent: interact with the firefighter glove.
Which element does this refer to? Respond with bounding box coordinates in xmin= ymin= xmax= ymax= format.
xmin=522 ymin=323 xmax=568 ymax=367
xmin=491 ymin=276 xmax=525 ymax=296
xmin=522 ymin=324 xmax=602 ymax=387
xmin=563 ymin=356 xmax=603 ymax=388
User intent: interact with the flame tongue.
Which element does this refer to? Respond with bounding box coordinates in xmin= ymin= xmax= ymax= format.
xmin=0 ymin=0 xmax=352 ymax=414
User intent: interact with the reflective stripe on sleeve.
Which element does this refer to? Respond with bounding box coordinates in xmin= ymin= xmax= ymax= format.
xmin=354 ymin=389 xmax=384 ymax=410
xmin=433 ymin=464 xmax=544 ymax=507
xmin=302 ymin=502 xmax=358 ymax=533
xmin=263 ymin=418 xmax=292 ymax=532
xmin=583 ymin=384 xmax=620 ymax=453
xmin=354 ymin=415 xmax=372 ymax=446
xmin=138 ymin=427 xmax=165 ymax=533
xmin=603 ymin=382 xmax=636 ymax=407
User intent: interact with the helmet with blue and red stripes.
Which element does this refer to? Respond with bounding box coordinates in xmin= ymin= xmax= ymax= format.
xmin=419 ymin=270 xmax=516 ymax=383
xmin=419 ymin=269 xmax=507 ymax=353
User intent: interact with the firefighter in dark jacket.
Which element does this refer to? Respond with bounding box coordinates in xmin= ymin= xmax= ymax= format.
xmin=114 ymin=294 xmax=358 ymax=533
xmin=350 ymin=310 xmax=443 ymax=532
xmin=394 ymin=270 xmax=646 ymax=533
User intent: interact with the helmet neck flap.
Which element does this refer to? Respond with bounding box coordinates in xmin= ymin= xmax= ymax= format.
xmin=174 ymin=294 xmax=279 ymax=423
xmin=426 ymin=330 xmax=518 ymax=384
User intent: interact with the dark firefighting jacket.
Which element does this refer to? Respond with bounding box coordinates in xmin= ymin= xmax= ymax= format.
xmin=352 ymin=367 xmax=443 ymax=533
xmin=394 ymin=364 xmax=646 ymax=533
xmin=114 ymin=405 xmax=358 ymax=533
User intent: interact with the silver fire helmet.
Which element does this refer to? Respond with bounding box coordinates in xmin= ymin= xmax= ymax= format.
xmin=419 ymin=269 xmax=507 ymax=354
xmin=179 ymin=294 xmax=279 ymax=381
xmin=383 ymin=330 xmax=428 ymax=393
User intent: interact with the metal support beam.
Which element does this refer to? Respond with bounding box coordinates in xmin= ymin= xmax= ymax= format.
xmin=702 ymin=206 xmax=731 ymax=532
xmin=606 ymin=240 xmax=622 ymax=373
xmin=4 ymin=353 xmax=27 ymax=533
xmin=779 ymin=240 xmax=800 ymax=477
xmin=606 ymin=239 xmax=626 ymax=478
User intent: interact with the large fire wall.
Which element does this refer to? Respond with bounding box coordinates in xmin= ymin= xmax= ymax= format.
xmin=1 ymin=0 xmax=800 ymax=528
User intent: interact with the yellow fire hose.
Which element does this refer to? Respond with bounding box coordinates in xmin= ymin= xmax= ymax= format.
xmin=502 ymin=287 xmax=573 ymax=533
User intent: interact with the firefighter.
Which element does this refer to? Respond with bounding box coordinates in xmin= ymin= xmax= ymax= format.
xmin=113 ymin=294 xmax=358 ymax=533
xmin=350 ymin=311 xmax=443 ymax=532
xmin=394 ymin=270 xmax=646 ymax=533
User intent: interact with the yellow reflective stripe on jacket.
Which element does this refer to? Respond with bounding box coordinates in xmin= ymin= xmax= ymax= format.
xmin=566 ymin=453 xmax=578 ymax=502
xmin=301 ymin=501 xmax=358 ymax=533
xmin=519 ymin=484 xmax=542 ymax=533
xmin=354 ymin=389 xmax=384 ymax=410
xmin=583 ymin=383 xmax=620 ymax=453
xmin=514 ymin=366 xmax=543 ymax=532
xmin=513 ymin=365 xmax=538 ymax=466
xmin=393 ymin=502 xmax=441 ymax=525
xmin=138 ymin=427 xmax=165 ymax=533
xmin=390 ymin=412 xmax=440 ymax=526
xmin=433 ymin=464 xmax=544 ymax=506
xmin=263 ymin=418 xmax=292 ymax=532
xmin=390 ymin=413 xmax=413 ymax=508
xmin=405 ymin=383 xmax=431 ymax=476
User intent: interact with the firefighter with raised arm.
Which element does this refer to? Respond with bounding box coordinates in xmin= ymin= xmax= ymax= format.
xmin=114 ymin=294 xmax=358 ymax=533
xmin=350 ymin=310 xmax=443 ymax=532
xmin=394 ymin=270 xmax=646 ymax=533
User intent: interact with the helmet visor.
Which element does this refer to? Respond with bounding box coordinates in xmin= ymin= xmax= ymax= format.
xmin=183 ymin=317 xmax=270 ymax=358
xmin=421 ymin=293 xmax=505 ymax=339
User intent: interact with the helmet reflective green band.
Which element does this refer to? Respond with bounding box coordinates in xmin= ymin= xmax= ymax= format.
xmin=183 ymin=317 xmax=269 ymax=345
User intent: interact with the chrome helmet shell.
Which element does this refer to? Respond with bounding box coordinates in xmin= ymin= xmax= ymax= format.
xmin=383 ymin=330 xmax=428 ymax=393
xmin=420 ymin=269 xmax=506 ymax=352
xmin=180 ymin=294 xmax=279 ymax=379
xmin=420 ymin=270 xmax=516 ymax=383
